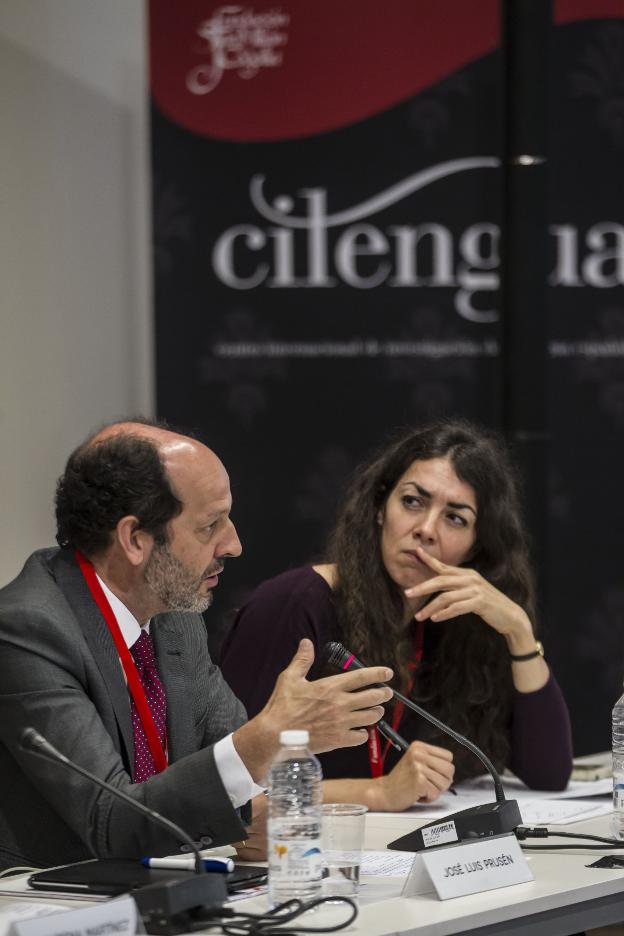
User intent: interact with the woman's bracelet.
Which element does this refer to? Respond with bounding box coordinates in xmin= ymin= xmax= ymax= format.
xmin=509 ymin=640 xmax=544 ymax=662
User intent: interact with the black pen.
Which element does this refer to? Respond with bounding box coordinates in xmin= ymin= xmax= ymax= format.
xmin=377 ymin=719 xmax=409 ymax=752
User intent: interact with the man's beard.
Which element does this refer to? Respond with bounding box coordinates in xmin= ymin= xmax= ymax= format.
xmin=144 ymin=543 xmax=221 ymax=614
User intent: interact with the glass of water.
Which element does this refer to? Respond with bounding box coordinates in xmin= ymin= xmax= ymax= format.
xmin=321 ymin=803 xmax=368 ymax=899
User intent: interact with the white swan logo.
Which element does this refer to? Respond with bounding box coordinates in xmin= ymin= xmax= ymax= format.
xmin=187 ymin=5 xmax=289 ymax=96
xmin=248 ymin=158 xmax=499 ymax=229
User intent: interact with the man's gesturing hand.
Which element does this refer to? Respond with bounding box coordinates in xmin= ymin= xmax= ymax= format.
xmin=264 ymin=638 xmax=394 ymax=752
xmin=233 ymin=639 xmax=393 ymax=782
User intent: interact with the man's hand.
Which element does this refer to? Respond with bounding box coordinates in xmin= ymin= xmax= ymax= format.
xmin=233 ymin=639 xmax=393 ymax=782
xmin=235 ymin=793 xmax=267 ymax=862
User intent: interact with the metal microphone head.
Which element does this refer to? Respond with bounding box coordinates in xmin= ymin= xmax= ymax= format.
xmin=324 ymin=641 xmax=364 ymax=671
xmin=19 ymin=727 xmax=45 ymax=753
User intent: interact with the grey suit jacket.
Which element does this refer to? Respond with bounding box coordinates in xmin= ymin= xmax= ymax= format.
xmin=0 ymin=548 xmax=248 ymax=870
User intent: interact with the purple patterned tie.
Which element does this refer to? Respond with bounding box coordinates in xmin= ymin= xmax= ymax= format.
xmin=130 ymin=629 xmax=167 ymax=783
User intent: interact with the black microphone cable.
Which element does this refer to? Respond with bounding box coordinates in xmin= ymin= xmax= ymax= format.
xmin=186 ymin=896 xmax=358 ymax=935
xmin=516 ymin=826 xmax=624 ymax=851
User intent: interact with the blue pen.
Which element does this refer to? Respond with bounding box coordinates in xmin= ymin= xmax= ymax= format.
xmin=141 ymin=856 xmax=235 ymax=872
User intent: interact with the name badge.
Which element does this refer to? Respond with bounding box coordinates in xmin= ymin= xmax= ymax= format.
xmin=403 ymin=833 xmax=533 ymax=901
xmin=9 ymin=895 xmax=140 ymax=936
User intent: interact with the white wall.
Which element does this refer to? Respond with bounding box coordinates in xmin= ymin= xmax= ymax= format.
xmin=0 ymin=0 xmax=152 ymax=585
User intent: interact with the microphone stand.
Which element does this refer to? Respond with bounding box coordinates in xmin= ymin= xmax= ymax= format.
xmin=20 ymin=727 xmax=227 ymax=933
xmin=325 ymin=643 xmax=522 ymax=852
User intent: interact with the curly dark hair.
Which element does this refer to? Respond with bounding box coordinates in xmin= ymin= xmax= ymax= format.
xmin=55 ymin=426 xmax=183 ymax=556
xmin=326 ymin=419 xmax=536 ymax=779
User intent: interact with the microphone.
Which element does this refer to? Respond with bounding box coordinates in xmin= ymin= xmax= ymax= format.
xmin=325 ymin=642 xmax=521 ymax=852
xmin=19 ymin=727 xmax=227 ymax=933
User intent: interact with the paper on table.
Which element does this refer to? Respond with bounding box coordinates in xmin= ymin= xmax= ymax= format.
xmin=360 ymin=850 xmax=417 ymax=877
xmin=518 ymin=798 xmax=612 ymax=825
xmin=368 ymin=774 xmax=613 ymax=825
xmin=448 ymin=773 xmax=612 ymax=801
xmin=200 ymin=845 xmax=237 ymax=858
xmin=498 ymin=774 xmax=612 ymax=800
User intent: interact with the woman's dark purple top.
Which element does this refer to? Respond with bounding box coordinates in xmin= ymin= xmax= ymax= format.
xmin=220 ymin=566 xmax=573 ymax=790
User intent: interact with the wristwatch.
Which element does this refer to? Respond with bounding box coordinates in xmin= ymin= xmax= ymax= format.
xmin=510 ymin=640 xmax=544 ymax=662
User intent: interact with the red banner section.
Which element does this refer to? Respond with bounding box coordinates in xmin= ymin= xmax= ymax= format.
xmin=555 ymin=0 xmax=624 ymax=24
xmin=149 ymin=0 xmax=498 ymax=141
xmin=149 ymin=0 xmax=621 ymax=142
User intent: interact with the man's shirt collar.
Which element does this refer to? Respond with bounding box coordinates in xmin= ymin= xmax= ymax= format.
xmin=96 ymin=574 xmax=149 ymax=648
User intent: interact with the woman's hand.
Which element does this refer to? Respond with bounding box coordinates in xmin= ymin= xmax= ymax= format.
xmin=235 ymin=793 xmax=268 ymax=861
xmin=405 ymin=546 xmax=550 ymax=693
xmin=405 ymin=545 xmax=532 ymax=643
xmin=375 ymin=740 xmax=455 ymax=811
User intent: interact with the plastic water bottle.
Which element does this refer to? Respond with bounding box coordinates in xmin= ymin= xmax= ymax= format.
xmin=267 ymin=729 xmax=323 ymax=906
xmin=613 ymin=687 xmax=624 ymax=840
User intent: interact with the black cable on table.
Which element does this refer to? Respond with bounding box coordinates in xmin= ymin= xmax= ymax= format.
xmin=188 ymin=895 xmax=358 ymax=935
xmin=517 ymin=825 xmax=624 ymax=851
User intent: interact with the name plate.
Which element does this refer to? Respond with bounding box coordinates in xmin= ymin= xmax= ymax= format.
xmin=9 ymin=895 xmax=140 ymax=936
xmin=404 ymin=834 xmax=533 ymax=901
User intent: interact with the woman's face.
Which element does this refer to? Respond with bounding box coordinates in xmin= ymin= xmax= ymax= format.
xmin=379 ymin=456 xmax=478 ymax=593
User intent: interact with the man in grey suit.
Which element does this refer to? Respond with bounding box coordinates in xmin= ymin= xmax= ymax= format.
xmin=0 ymin=420 xmax=392 ymax=870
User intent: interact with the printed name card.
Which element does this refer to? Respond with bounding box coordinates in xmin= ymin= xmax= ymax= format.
xmin=8 ymin=895 xmax=140 ymax=936
xmin=403 ymin=833 xmax=533 ymax=901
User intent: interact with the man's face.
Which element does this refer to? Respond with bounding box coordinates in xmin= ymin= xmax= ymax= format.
xmin=144 ymin=441 xmax=242 ymax=614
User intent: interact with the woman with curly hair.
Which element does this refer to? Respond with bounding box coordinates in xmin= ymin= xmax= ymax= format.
xmin=221 ymin=420 xmax=572 ymax=810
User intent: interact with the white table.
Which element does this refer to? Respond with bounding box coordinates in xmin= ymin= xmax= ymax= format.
xmin=1 ymin=813 xmax=622 ymax=936
xmin=235 ymin=811 xmax=624 ymax=936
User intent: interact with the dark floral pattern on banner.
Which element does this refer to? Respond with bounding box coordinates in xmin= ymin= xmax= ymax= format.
xmin=293 ymin=446 xmax=354 ymax=526
xmin=573 ymin=307 xmax=624 ymax=425
xmin=575 ymin=586 xmax=624 ymax=699
xmin=153 ymin=179 xmax=192 ymax=276
xmin=571 ymin=23 xmax=624 ymax=147
xmin=408 ymin=74 xmax=473 ymax=149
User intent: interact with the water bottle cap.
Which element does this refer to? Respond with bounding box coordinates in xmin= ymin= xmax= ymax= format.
xmin=279 ymin=730 xmax=309 ymax=746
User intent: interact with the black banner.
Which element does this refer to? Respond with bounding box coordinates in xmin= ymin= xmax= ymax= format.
xmin=150 ymin=1 xmax=624 ymax=754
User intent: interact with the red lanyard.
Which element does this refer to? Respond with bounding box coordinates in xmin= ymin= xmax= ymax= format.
xmin=76 ymin=550 xmax=168 ymax=774
xmin=367 ymin=620 xmax=424 ymax=778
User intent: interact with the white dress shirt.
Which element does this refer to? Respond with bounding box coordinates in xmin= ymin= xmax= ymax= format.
xmin=97 ymin=575 xmax=260 ymax=808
